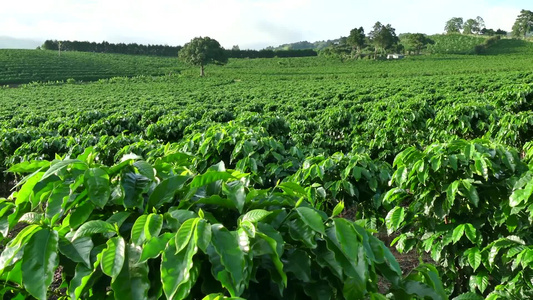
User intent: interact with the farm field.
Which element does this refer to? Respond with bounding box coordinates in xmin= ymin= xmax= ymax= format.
xmin=1 ymin=38 xmax=533 ymax=299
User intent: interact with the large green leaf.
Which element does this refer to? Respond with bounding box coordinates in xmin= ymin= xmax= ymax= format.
xmin=44 ymin=183 xmax=70 ymax=221
xmin=21 ymin=228 xmax=59 ymax=300
xmin=295 ymin=207 xmax=325 ymax=235
xmin=73 ymin=220 xmax=116 ymax=240
xmin=469 ymin=272 xmax=489 ymax=294
xmin=139 ymin=232 xmax=174 ymax=263
xmin=385 ymin=206 xmax=405 ymax=235
xmin=84 ymin=167 xmax=110 ymax=209
xmin=175 ymin=218 xmax=199 ymax=253
xmin=0 ymin=225 xmax=40 ymax=272
xmin=148 ymin=175 xmax=190 ymax=209
xmin=122 ymin=172 xmax=151 ymax=209
xmin=69 ymin=201 xmax=95 ymax=229
xmin=100 ymin=236 xmax=126 ymax=281
xmin=466 ymin=247 xmax=481 ymax=271
xmin=241 ymin=209 xmax=272 ymax=223
xmin=223 ymin=181 xmax=246 ymax=213
xmin=162 ymin=237 xmax=199 ymax=300
xmin=256 ymin=231 xmax=287 ymax=288
xmin=462 ymin=180 xmax=479 ymax=207
xmin=331 ymin=201 xmax=344 ymax=218
xmin=452 ymin=224 xmax=465 ymax=244
xmin=8 ymin=160 xmax=50 ymax=173
xmin=282 ymin=249 xmax=311 ymax=282
xmin=131 ymin=214 xmax=163 ymax=246
xmin=42 ymin=159 xmax=87 ymax=180
xmin=133 ymin=161 xmax=155 ymax=182
xmin=58 ymin=236 xmax=93 ymax=268
xmin=111 ymin=244 xmax=150 ymax=300
xmin=191 ymin=171 xmax=234 ymax=188
xmin=209 ymin=224 xmax=246 ymax=297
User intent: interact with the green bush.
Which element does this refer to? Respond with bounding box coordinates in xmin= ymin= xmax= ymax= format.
xmin=0 ymin=148 xmax=447 ymax=299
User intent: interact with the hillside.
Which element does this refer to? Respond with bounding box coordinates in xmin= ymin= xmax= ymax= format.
xmin=0 ymin=49 xmax=182 ymax=85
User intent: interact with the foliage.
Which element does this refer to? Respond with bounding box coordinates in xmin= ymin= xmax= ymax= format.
xmin=384 ymin=140 xmax=533 ymax=298
xmin=445 ymin=17 xmax=464 ymax=34
xmin=512 ymin=9 xmax=533 ymax=38
xmin=346 ymin=27 xmax=366 ymax=57
xmin=368 ymin=22 xmax=399 ymax=56
xmin=0 ymin=149 xmax=447 ymax=299
xmin=178 ymin=37 xmax=228 ymax=76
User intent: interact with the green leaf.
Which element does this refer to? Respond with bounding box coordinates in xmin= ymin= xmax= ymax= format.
xmin=256 ymin=231 xmax=287 ymax=288
xmin=139 ymin=232 xmax=174 ymax=263
xmin=42 ymin=159 xmax=86 ymax=180
xmin=175 ymin=218 xmax=199 ymax=253
xmin=162 ymin=236 xmax=199 ymax=300
xmin=131 ymin=215 xmax=148 ymax=246
xmin=190 ymin=171 xmax=234 ymax=188
xmin=15 ymin=171 xmax=44 ymax=206
xmin=278 ymin=182 xmax=307 ymax=198
xmin=209 ymin=224 xmax=247 ymax=297
xmin=8 ymin=160 xmax=50 ymax=174
xmin=58 ymin=236 xmax=93 ymax=268
xmin=223 ymin=181 xmax=246 ymax=214
xmin=0 ymin=225 xmax=40 ymax=272
xmin=21 ymin=228 xmax=59 ymax=300
xmin=144 ymin=214 xmax=163 ymax=240
xmin=84 ymin=168 xmax=110 ymax=209
xmin=452 ymin=224 xmax=465 ymax=244
xmin=469 ymin=272 xmax=489 ymax=293
xmin=100 ymin=237 xmax=126 ymax=281
xmin=133 ymin=161 xmax=155 ymax=182
xmin=73 ymin=220 xmax=116 ymax=240
xmin=295 ymin=207 xmax=325 ymax=234
xmin=466 ymin=247 xmax=481 ymax=271
xmin=241 ymin=209 xmax=272 ymax=223
xmin=111 ymin=243 xmax=150 ymax=300
xmin=195 ymin=219 xmax=212 ymax=253
xmin=69 ymin=202 xmax=95 ymax=229
xmin=68 ymin=263 xmax=96 ymax=300
xmin=452 ymin=292 xmax=484 ymax=300
xmin=282 ymin=249 xmax=311 ymax=282
xmin=44 ymin=183 xmax=70 ymax=221
xmin=462 ymin=180 xmax=479 ymax=207
xmin=122 ymin=172 xmax=151 ymax=209
xmin=464 ymin=223 xmax=477 ymax=244
xmin=331 ymin=201 xmax=344 ymax=218
xmin=148 ymin=175 xmax=189 ymax=209
xmin=385 ymin=206 xmax=405 ymax=235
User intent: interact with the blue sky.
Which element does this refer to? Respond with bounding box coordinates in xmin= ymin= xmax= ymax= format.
xmin=0 ymin=0 xmax=529 ymax=49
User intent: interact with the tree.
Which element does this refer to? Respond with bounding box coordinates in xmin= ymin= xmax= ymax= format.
xmin=347 ymin=27 xmax=365 ymax=57
xmin=178 ymin=37 xmax=228 ymax=76
xmin=402 ymin=33 xmax=434 ymax=54
xmin=463 ymin=16 xmax=484 ymax=35
xmin=512 ymin=9 xmax=533 ymax=38
xmin=444 ymin=17 xmax=464 ymax=34
xmin=368 ymin=22 xmax=399 ymax=58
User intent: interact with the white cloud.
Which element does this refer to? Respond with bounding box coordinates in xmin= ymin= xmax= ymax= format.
xmin=0 ymin=0 xmax=526 ymax=49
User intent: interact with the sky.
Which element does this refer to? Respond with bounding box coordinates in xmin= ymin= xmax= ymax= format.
xmin=0 ymin=0 xmax=529 ymax=49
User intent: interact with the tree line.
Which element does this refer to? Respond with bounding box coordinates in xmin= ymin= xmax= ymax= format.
xmin=40 ymin=40 xmax=317 ymax=59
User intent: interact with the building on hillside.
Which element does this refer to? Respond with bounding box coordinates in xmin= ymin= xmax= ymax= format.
xmin=387 ymin=54 xmax=405 ymax=59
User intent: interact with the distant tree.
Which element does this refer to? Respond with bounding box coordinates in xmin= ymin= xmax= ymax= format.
xmin=495 ymin=29 xmax=508 ymax=36
xmin=403 ymin=33 xmax=434 ymax=54
xmin=178 ymin=37 xmax=228 ymax=77
xmin=369 ymin=22 xmax=399 ymax=58
xmin=231 ymin=45 xmax=240 ymax=51
xmin=347 ymin=27 xmax=365 ymax=57
xmin=463 ymin=16 xmax=484 ymax=34
xmin=512 ymin=9 xmax=533 ymax=38
xmin=445 ymin=17 xmax=464 ymax=34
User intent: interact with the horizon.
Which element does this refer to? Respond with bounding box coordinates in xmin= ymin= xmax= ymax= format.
xmin=1 ymin=0 xmax=529 ymax=50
